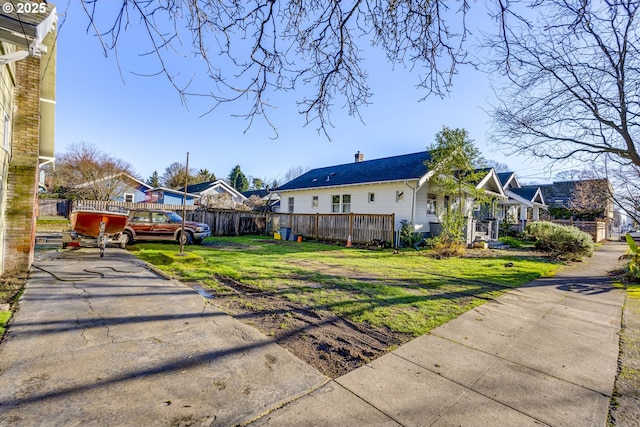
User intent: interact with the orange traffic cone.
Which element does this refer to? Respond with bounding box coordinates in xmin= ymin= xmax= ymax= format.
xmin=346 ymin=235 xmax=352 ymax=247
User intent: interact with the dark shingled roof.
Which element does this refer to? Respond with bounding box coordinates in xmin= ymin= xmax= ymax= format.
xmin=511 ymin=186 xmax=540 ymax=202
xmin=497 ymin=172 xmax=516 ymax=187
xmin=278 ymin=152 xmax=432 ymax=191
xmin=243 ymin=189 xmax=270 ymax=198
xmin=180 ymin=181 xmax=216 ymax=194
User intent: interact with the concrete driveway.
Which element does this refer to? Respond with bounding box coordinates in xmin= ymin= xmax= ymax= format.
xmin=0 ymin=248 xmax=327 ymax=426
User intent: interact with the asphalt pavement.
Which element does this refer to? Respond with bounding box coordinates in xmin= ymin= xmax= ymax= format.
xmin=0 ymin=242 xmax=628 ymax=426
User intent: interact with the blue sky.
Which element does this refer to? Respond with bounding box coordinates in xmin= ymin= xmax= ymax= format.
xmin=54 ymin=1 xmax=565 ymax=187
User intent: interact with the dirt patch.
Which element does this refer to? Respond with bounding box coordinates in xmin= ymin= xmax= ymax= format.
xmin=609 ymin=294 xmax=640 ymax=426
xmin=0 ymin=271 xmax=28 ymax=307
xmin=200 ymin=241 xmax=261 ymax=251
xmin=206 ymin=280 xmax=412 ymax=379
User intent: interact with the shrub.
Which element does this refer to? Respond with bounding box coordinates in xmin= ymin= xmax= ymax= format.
xmin=399 ymin=220 xmax=422 ymax=248
xmin=432 ymin=240 xmax=466 ymax=259
xmin=525 ymin=221 xmax=594 ymax=260
xmin=623 ymin=234 xmax=640 ymax=283
xmin=498 ymin=236 xmax=523 ymax=249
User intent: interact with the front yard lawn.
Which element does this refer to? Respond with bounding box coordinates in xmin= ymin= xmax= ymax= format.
xmin=131 ymin=235 xmax=560 ymax=377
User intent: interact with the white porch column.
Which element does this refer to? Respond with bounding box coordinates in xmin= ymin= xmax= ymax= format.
xmin=532 ymin=206 xmax=540 ymax=221
xmin=520 ymin=206 xmax=528 ymax=232
xmin=520 ymin=206 xmax=528 ymax=221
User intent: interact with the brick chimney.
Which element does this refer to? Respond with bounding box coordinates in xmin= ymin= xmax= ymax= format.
xmin=355 ymin=151 xmax=364 ymax=162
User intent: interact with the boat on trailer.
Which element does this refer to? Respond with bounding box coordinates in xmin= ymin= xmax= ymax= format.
xmin=68 ymin=207 xmax=129 ymax=257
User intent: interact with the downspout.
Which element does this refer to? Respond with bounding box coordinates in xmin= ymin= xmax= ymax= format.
xmin=405 ymin=181 xmax=418 ymax=225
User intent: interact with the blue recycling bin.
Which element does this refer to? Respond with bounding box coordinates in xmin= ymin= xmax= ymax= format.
xmin=280 ymin=227 xmax=291 ymax=241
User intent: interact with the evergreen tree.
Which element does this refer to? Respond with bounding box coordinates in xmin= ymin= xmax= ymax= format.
xmin=228 ymin=165 xmax=249 ymax=192
xmin=146 ymin=171 xmax=160 ymax=187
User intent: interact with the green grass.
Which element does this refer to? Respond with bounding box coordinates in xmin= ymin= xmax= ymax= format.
xmin=131 ymin=235 xmax=560 ymax=336
xmin=0 ymin=311 xmax=11 ymax=337
xmin=36 ymin=216 xmax=70 ymax=232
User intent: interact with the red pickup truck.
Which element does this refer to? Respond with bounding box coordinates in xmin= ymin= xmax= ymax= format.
xmin=120 ymin=209 xmax=211 ymax=245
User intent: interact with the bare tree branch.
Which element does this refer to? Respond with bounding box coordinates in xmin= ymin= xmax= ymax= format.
xmin=487 ymin=0 xmax=640 ymax=168
xmin=79 ymin=0 xmax=471 ymax=138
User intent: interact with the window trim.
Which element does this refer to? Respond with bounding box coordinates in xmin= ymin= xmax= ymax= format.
xmin=426 ymin=193 xmax=437 ymax=215
xmin=124 ymin=193 xmax=135 ymax=203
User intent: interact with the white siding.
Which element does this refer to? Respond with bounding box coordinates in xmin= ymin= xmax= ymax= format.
xmin=282 ymin=181 xmax=437 ymax=230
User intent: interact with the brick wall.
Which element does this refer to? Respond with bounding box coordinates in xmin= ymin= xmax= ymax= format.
xmin=3 ymin=56 xmax=41 ymax=272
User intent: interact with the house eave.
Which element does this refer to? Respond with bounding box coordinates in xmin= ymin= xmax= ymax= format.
xmin=278 ymin=177 xmax=423 ymax=192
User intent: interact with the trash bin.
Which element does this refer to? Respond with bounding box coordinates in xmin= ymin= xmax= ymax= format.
xmin=280 ymin=227 xmax=291 ymax=241
xmin=429 ymin=222 xmax=443 ymax=237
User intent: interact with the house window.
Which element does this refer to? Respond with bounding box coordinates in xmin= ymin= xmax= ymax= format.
xmin=342 ymin=195 xmax=351 ymax=213
xmin=426 ymin=193 xmax=437 ymax=215
xmin=312 ymin=196 xmax=318 ymax=209
xmin=396 ymin=190 xmax=404 ymax=203
xmin=331 ymin=195 xmax=340 ymax=213
xmin=124 ymin=193 xmax=134 ymax=203
xmin=288 ymin=197 xmax=295 ymax=213
xmin=368 ymin=192 xmax=375 ymax=203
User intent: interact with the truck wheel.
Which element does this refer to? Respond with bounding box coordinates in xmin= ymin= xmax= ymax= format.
xmin=121 ymin=231 xmax=133 ymax=247
xmin=178 ymin=231 xmax=193 ymax=245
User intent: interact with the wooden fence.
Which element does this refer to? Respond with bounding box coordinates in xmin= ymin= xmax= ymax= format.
xmin=51 ymin=200 xmax=395 ymax=244
xmin=270 ymin=213 xmax=395 ymax=244
xmin=548 ymin=218 xmax=609 ymax=243
xmin=187 ymin=211 xmax=395 ymax=244
xmin=70 ymin=200 xmax=196 ymax=213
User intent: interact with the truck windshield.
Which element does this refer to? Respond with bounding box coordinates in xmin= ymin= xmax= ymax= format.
xmin=166 ymin=212 xmax=183 ymax=223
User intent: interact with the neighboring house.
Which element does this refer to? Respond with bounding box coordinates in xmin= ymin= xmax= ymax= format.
xmin=75 ymin=173 xmax=152 ymax=203
xmin=496 ymin=172 xmax=547 ymax=231
xmin=539 ymin=179 xmax=614 ymax=221
xmin=277 ymin=151 xmax=506 ymax=244
xmin=181 ymin=180 xmax=247 ymax=208
xmin=145 ymin=187 xmax=200 ymax=206
xmin=242 ymin=188 xmax=281 ymax=212
xmin=0 ymin=4 xmax=57 ymax=274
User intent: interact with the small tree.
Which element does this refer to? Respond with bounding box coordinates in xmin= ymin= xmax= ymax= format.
xmin=162 ymin=162 xmax=196 ymax=189
xmin=228 ymin=165 xmax=249 ymax=192
xmin=426 ymin=127 xmax=488 ymax=253
xmin=53 ymin=141 xmax=138 ymax=200
xmin=194 ymin=169 xmax=216 ymax=183
xmin=145 ymin=171 xmax=160 ymax=187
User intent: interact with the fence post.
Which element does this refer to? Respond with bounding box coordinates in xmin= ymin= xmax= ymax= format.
xmin=349 ymin=212 xmax=354 ymax=241
xmin=315 ymin=213 xmax=319 ymax=239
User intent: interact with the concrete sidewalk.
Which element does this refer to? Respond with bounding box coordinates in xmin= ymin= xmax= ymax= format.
xmin=251 ymin=242 xmax=627 ymax=427
xmin=0 ymin=242 xmax=628 ymax=426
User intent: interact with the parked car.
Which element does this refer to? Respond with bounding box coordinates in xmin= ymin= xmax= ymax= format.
xmin=622 ymin=229 xmax=640 ymax=243
xmin=121 ymin=209 xmax=211 ymax=245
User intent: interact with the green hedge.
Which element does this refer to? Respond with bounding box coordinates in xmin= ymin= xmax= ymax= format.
xmin=525 ymin=221 xmax=594 ymax=261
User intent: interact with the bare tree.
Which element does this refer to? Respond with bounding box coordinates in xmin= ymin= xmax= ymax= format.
xmin=608 ymin=164 xmax=640 ymax=226
xmin=485 ymin=159 xmax=510 ymax=173
xmin=284 ymin=165 xmax=309 ymax=183
xmin=54 ymin=141 xmax=138 ymax=200
xmin=162 ymin=162 xmax=196 ymax=189
xmin=488 ymin=1 xmax=640 ymax=167
xmin=567 ymin=179 xmax=612 ymax=220
xmin=79 ymin=1 xmax=472 ymax=137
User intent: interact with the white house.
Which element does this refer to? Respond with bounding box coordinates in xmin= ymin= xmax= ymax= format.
xmin=74 ymin=173 xmax=152 ymax=203
xmin=181 ymin=180 xmax=247 ymax=208
xmin=277 ymin=151 xmax=506 ymax=243
xmin=496 ymin=172 xmax=547 ymax=231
